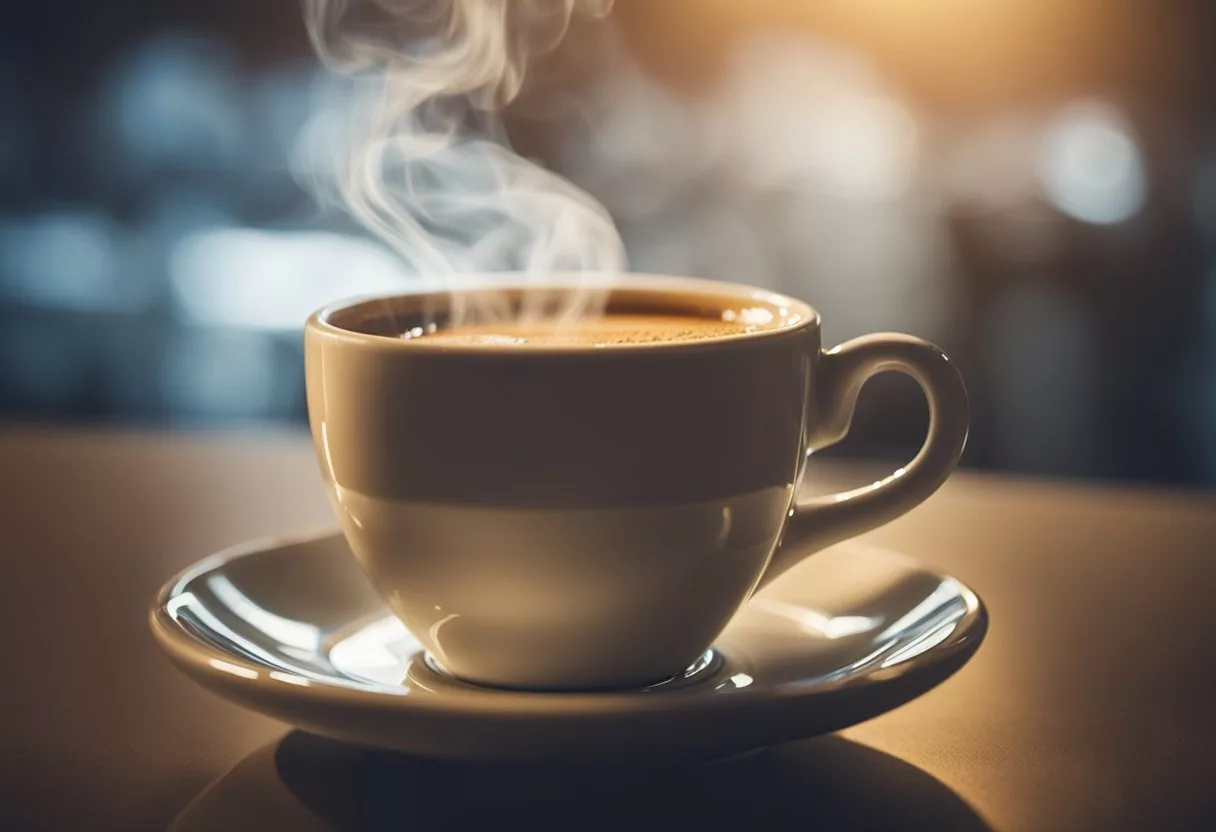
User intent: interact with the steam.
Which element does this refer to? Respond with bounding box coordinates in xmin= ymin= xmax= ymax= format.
xmin=300 ymin=0 xmax=625 ymax=326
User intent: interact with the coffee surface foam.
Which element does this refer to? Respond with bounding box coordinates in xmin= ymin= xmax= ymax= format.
xmin=407 ymin=314 xmax=779 ymax=347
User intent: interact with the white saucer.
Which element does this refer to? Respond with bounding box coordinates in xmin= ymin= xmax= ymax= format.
xmin=150 ymin=531 xmax=986 ymax=762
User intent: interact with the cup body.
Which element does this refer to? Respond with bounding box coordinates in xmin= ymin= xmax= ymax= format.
xmin=305 ymin=279 xmax=821 ymax=689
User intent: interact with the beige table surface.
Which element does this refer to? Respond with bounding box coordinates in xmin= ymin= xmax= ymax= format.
xmin=1 ymin=426 xmax=1214 ymax=831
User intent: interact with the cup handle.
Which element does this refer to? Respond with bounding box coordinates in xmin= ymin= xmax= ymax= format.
xmin=756 ymin=333 xmax=970 ymax=591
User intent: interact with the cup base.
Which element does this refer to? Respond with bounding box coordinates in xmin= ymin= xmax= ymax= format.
xmin=420 ymin=648 xmax=723 ymax=694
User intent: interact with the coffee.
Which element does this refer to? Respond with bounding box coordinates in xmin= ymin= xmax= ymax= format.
xmin=406 ymin=313 xmax=781 ymax=347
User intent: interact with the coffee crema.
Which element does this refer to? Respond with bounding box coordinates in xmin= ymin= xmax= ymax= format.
xmin=404 ymin=313 xmax=787 ymax=347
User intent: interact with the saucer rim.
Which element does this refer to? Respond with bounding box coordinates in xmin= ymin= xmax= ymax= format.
xmin=150 ymin=528 xmax=988 ymax=718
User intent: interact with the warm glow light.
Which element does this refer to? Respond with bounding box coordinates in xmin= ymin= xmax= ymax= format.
xmin=720 ymin=35 xmax=918 ymax=201
xmin=648 ymin=0 xmax=1107 ymax=108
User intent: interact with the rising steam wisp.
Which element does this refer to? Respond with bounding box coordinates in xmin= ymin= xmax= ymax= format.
xmin=301 ymin=0 xmax=625 ymax=327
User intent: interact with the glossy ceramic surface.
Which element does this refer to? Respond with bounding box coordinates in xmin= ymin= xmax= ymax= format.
xmin=305 ymin=277 xmax=969 ymax=689
xmin=150 ymin=531 xmax=987 ymax=762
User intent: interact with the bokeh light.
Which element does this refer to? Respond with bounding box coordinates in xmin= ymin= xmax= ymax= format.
xmin=715 ymin=33 xmax=918 ymax=201
xmin=97 ymin=33 xmax=242 ymax=177
xmin=168 ymin=228 xmax=408 ymax=331
xmin=1038 ymin=101 xmax=1146 ymax=225
xmin=0 ymin=211 xmax=142 ymax=312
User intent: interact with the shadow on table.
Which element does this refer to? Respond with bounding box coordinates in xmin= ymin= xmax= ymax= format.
xmin=171 ymin=731 xmax=992 ymax=832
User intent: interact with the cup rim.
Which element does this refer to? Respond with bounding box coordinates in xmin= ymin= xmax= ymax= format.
xmin=306 ymin=274 xmax=819 ymax=354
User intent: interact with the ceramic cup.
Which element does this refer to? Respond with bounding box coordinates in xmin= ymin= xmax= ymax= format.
xmin=304 ymin=276 xmax=969 ymax=690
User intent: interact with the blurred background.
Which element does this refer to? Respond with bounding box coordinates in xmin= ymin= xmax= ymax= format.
xmin=2 ymin=0 xmax=1214 ymax=486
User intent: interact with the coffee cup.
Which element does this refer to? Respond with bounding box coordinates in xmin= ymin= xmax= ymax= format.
xmin=304 ymin=276 xmax=968 ymax=690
